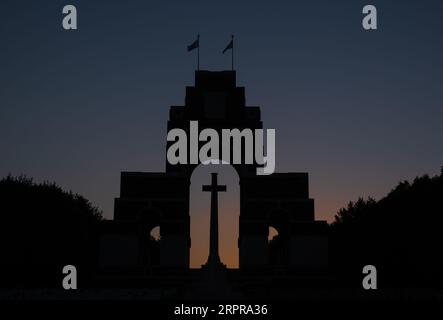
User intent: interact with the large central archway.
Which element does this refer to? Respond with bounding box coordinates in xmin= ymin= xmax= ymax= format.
xmin=189 ymin=163 xmax=240 ymax=268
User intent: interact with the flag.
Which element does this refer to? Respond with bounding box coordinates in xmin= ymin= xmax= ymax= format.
xmin=187 ymin=38 xmax=199 ymax=52
xmin=188 ymin=35 xmax=200 ymax=70
xmin=222 ymin=39 xmax=233 ymax=54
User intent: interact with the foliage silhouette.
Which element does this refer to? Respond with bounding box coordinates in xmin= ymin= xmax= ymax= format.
xmin=0 ymin=175 xmax=102 ymax=288
xmin=330 ymin=172 xmax=443 ymax=287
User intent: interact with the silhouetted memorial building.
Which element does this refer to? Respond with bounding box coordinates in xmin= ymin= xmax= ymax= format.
xmin=98 ymin=71 xmax=328 ymax=278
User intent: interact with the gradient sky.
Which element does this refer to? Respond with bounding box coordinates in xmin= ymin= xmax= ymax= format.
xmin=1 ymin=1 xmax=443 ymax=267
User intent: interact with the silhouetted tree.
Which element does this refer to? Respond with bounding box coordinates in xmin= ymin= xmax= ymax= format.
xmin=330 ymin=173 xmax=443 ymax=287
xmin=0 ymin=175 xmax=102 ymax=288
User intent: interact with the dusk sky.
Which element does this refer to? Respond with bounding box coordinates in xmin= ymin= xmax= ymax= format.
xmin=1 ymin=1 xmax=442 ymax=267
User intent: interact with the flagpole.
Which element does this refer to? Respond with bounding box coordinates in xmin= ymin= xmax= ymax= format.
xmin=231 ymin=35 xmax=234 ymax=70
xmin=197 ymin=34 xmax=200 ymax=70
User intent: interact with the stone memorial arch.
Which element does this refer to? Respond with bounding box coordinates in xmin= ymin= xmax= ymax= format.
xmin=99 ymin=71 xmax=327 ymax=272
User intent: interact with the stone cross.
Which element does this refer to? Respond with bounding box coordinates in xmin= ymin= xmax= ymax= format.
xmin=202 ymin=173 xmax=226 ymax=267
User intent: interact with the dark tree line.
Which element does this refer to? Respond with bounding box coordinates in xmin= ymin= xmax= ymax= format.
xmin=0 ymin=175 xmax=102 ymax=287
xmin=330 ymin=172 xmax=443 ymax=287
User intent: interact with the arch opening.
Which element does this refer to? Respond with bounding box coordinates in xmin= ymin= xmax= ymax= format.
xmin=268 ymin=226 xmax=279 ymax=242
xmin=189 ymin=162 xmax=240 ymax=268
xmin=144 ymin=225 xmax=160 ymax=266
xmin=268 ymin=225 xmax=285 ymax=265
xmin=150 ymin=226 xmax=161 ymax=241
